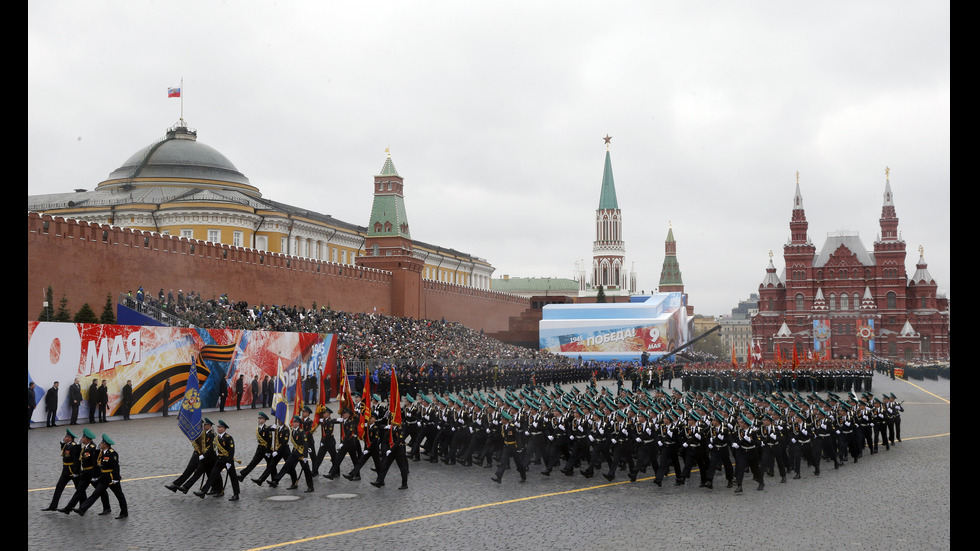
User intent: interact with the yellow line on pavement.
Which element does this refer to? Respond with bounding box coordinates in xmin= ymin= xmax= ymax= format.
xmin=901 ymin=379 xmax=950 ymax=404
xmin=28 ymin=473 xmax=178 ymax=493
xmin=902 ymin=433 xmax=949 ymax=441
xmin=242 ymin=478 xmax=639 ymax=551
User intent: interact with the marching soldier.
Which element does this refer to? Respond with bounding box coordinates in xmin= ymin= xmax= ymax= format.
xmin=253 ymin=413 xmax=290 ymax=486
xmin=175 ymin=418 xmax=217 ymax=493
xmin=491 ymin=410 xmax=527 ymax=483
xmin=73 ymin=434 xmax=129 ymax=518
xmin=42 ymin=428 xmax=82 ymax=512
xmin=269 ymin=415 xmax=314 ymax=491
xmin=238 ymin=412 xmax=274 ymax=482
xmin=195 ymin=420 xmax=241 ymax=501
xmin=59 ymin=428 xmax=104 ymax=514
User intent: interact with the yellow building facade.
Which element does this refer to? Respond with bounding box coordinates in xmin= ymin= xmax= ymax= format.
xmin=28 ymin=122 xmax=495 ymax=289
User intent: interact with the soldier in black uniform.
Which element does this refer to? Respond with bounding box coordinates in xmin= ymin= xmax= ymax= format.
xmin=238 ymin=412 xmax=274 ymax=481
xmin=254 ymin=414 xmax=290 ymax=486
xmin=491 ymin=411 xmax=527 ymax=483
xmin=731 ymin=415 xmax=764 ymax=493
xmin=345 ymin=411 xmax=384 ymax=481
xmin=59 ymin=428 xmax=105 ymax=514
xmin=703 ymin=413 xmax=734 ymax=489
xmin=194 ymin=420 xmax=241 ymax=501
xmin=312 ymin=407 xmax=339 ymax=476
xmin=371 ymin=422 xmax=410 ymax=489
xmin=74 ymin=433 xmax=128 ymax=518
xmin=42 ymin=428 xmax=81 ymax=511
xmin=269 ymin=415 xmax=314 ymax=491
xmin=324 ymin=409 xmax=361 ymax=479
xmin=175 ymin=418 xmax=217 ymax=493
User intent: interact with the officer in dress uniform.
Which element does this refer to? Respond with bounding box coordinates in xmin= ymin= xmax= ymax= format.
xmin=59 ymin=428 xmax=104 ymax=514
xmin=269 ymin=415 xmax=314 ymax=492
xmin=371 ymin=421 xmax=410 ymax=489
xmin=175 ymin=418 xmax=217 ymax=493
xmin=491 ymin=410 xmax=527 ymax=483
xmin=325 ymin=408 xmax=362 ymax=479
xmin=74 ymin=433 xmax=128 ymax=518
xmin=312 ymin=407 xmax=339 ymax=476
xmin=238 ymin=412 xmax=274 ymax=482
xmin=194 ymin=420 xmax=241 ymax=501
xmin=731 ymin=415 xmax=765 ymax=493
xmin=42 ymin=428 xmax=81 ymax=511
xmin=253 ymin=413 xmax=290 ymax=486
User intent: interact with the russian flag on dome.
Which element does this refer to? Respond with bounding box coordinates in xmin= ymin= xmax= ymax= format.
xmin=168 ymin=86 xmax=181 ymax=98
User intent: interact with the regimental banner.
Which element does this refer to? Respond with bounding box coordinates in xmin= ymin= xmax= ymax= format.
xmin=856 ymin=318 xmax=876 ymax=353
xmin=813 ymin=320 xmax=831 ymax=353
xmin=27 ymin=322 xmax=335 ymax=424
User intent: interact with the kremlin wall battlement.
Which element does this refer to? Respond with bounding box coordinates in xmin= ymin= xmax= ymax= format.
xmin=28 ymin=212 xmax=529 ymax=333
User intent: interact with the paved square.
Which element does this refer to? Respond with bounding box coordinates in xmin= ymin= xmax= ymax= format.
xmin=29 ymin=376 xmax=950 ymax=551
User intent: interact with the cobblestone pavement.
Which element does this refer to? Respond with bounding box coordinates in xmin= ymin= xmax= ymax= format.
xmin=28 ymin=376 xmax=950 ymax=551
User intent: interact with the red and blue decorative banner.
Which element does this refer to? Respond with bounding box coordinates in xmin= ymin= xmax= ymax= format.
xmin=27 ymin=322 xmax=335 ymax=423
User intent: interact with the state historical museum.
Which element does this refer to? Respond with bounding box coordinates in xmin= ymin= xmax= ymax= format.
xmin=752 ymin=171 xmax=949 ymax=362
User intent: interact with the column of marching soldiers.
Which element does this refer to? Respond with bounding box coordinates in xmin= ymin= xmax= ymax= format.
xmin=39 ymin=363 xmax=905 ymax=514
xmin=158 ymin=364 xmax=903 ymax=499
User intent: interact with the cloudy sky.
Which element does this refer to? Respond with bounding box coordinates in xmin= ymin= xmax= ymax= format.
xmin=28 ymin=2 xmax=949 ymax=316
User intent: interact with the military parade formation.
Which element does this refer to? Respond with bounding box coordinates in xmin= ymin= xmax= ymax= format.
xmin=38 ymin=361 xmax=907 ymax=519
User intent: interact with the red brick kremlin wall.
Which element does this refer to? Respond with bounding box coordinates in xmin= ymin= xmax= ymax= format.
xmin=27 ymin=213 xmax=529 ymax=334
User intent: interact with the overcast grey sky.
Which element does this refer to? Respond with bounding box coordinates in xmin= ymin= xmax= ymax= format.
xmin=28 ymin=2 xmax=949 ymax=316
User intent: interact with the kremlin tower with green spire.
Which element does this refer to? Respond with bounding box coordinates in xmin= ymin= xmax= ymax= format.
xmin=587 ymin=135 xmax=635 ymax=299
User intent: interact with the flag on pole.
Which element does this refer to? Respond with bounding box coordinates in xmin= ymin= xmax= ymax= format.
xmin=313 ymin=367 xmax=329 ymax=430
xmin=177 ymin=356 xmax=203 ymax=442
xmin=293 ymin=369 xmax=305 ymax=419
xmin=792 ymin=342 xmax=799 ymax=372
xmin=358 ymin=370 xmax=371 ymax=444
xmin=389 ymin=369 xmax=401 ymax=447
xmin=168 ymin=86 xmax=181 ymax=98
xmin=731 ymin=342 xmax=738 ymax=369
xmin=272 ymin=359 xmax=288 ymax=423
xmin=338 ymin=357 xmax=354 ymax=414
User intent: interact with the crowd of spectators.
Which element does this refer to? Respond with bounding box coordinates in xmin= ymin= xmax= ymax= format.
xmin=130 ymin=290 xmax=565 ymax=364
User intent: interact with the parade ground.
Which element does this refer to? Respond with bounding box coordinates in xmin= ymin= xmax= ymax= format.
xmin=28 ymin=376 xmax=950 ymax=551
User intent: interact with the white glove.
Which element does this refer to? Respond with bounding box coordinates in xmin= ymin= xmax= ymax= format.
xmin=547 ymin=435 xmax=554 ymax=441
xmin=731 ymin=443 xmax=739 ymax=449
xmin=199 ymin=455 xmax=205 ymax=460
